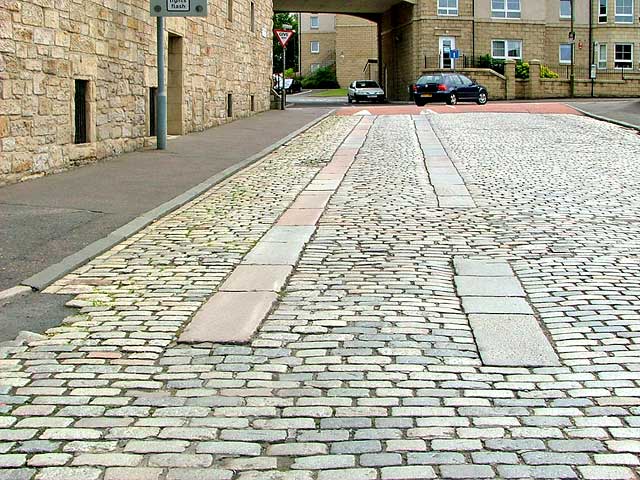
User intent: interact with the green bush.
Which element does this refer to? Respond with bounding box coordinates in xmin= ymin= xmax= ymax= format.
xmin=477 ymin=54 xmax=505 ymax=75
xmin=540 ymin=65 xmax=559 ymax=78
xmin=300 ymin=65 xmax=339 ymax=89
xmin=515 ymin=60 xmax=530 ymax=79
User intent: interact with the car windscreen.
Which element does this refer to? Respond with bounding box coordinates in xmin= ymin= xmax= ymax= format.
xmin=417 ymin=75 xmax=443 ymax=85
xmin=355 ymin=81 xmax=379 ymax=89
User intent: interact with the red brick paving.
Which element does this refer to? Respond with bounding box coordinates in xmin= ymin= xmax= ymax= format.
xmin=337 ymin=102 xmax=582 ymax=116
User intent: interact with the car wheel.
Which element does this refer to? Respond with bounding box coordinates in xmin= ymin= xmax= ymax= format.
xmin=348 ymin=96 xmax=352 ymax=104
xmin=477 ymin=91 xmax=488 ymax=105
xmin=446 ymin=93 xmax=458 ymax=106
xmin=415 ymin=99 xmax=427 ymax=107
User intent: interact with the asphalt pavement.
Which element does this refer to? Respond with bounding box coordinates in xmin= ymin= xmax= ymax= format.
xmin=569 ymin=98 xmax=640 ymax=130
xmin=0 ymin=107 xmax=330 ymax=341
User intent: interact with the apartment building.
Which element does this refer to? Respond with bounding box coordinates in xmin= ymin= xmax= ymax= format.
xmin=382 ymin=0 xmax=640 ymax=97
xmin=299 ymin=13 xmax=379 ymax=87
xmin=299 ymin=13 xmax=338 ymax=76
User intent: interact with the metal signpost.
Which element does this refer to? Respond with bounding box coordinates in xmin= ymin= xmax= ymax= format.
xmin=274 ymin=28 xmax=295 ymax=110
xmin=150 ymin=0 xmax=207 ymax=150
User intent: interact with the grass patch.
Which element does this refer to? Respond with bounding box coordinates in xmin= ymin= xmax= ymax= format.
xmin=310 ymin=88 xmax=348 ymax=97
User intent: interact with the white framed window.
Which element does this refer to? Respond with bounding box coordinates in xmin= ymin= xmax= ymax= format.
xmin=310 ymin=15 xmax=319 ymax=29
xmin=598 ymin=43 xmax=608 ymax=68
xmin=310 ymin=41 xmax=320 ymax=53
xmin=599 ymin=0 xmax=608 ymax=22
xmin=438 ymin=0 xmax=458 ymax=16
xmin=615 ymin=0 xmax=633 ymax=22
xmin=491 ymin=0 xmax=521 ymax=18
xmin=614 ymin=43 xmax=633 ymax=68
xmin=491 ymin=39 xmax=522 ymax=59
xmin=559 ymin=43 xmax=573 ymax=64
xmin=310 ymin=63 xmax=320 ymax=71
xmin=560 ymin=0 xmax=572 ymax=18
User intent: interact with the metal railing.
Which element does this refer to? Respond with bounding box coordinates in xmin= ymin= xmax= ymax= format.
xmin=543 ymin=64 xmax=632 ymax=80
xmin=422 ymin=55 xmax=506 ymax=75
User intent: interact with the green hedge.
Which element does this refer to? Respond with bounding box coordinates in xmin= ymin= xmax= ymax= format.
xmin=300 ymin=65 xmax=339 ymax=89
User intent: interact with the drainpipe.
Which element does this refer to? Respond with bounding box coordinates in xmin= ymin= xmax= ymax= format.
xmin=377 ymin=18 xmax=383 ymax=87
xmin=472 ymin=0 xmax=475 ymax=61
xmin=589 ymin=0 xmax=594 ymax=97
xmin=298 ymin=13 xmax=302 ymax=75
xmin=570 ymin=0 xmax=575 ymax=97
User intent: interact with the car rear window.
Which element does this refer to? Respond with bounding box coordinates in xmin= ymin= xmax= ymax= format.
xmin=417 ymin=75 xmax=443 ymax=85
xmin=356 ymin=81 xmax=379 ymax=88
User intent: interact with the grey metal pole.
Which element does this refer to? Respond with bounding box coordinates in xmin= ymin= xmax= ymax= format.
xmin=157 ymin=16 xmax=167 ymax=150
xmin=570 ymin=0 xmax=575 ymax=98
xmin=282 ymin=47 xmax=286 ymax=110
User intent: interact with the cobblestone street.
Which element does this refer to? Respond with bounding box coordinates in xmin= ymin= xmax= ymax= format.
xmin=1 ymin=111 xmax=640 ymax=480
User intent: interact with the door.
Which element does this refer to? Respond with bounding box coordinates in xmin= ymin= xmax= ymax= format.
xmin=439 ymin=37 xmax=456 ymax=69
xmin=456 ymin=74 xmax=477 ymax=100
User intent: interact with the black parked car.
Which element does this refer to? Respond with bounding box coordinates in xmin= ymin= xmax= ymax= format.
xmin=412 ymin=73 xmax=488 ymax=106
xmin=286 ymin=79 xmax=302 ymax=94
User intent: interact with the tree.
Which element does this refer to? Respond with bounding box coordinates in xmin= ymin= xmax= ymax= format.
xmin=273 ymin=13 xmax=299 ymax=73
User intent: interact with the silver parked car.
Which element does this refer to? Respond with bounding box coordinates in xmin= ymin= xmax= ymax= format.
xmin=347 ymin=80 xmax=386 ymax=104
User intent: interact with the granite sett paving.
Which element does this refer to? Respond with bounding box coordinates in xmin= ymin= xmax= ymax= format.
xmin=1 ymin=111 xmax=640 ymax=479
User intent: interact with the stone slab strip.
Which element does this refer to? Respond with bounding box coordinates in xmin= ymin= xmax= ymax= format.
xmin=455 ymin=257 xmax=560 ymax=367
xmin=413 ymin=116 xmax=476 ymax=208
xmin=178 ymin=291 xmax=279 ymax=344
xmin=178 ymin=116 xmax=375 ymax=344
xmin=20 ymin=111 xmax=335 ymax=292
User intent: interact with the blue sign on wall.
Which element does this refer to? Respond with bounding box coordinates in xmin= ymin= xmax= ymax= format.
xmin=450 ymin=49 xmax=460 ymax=59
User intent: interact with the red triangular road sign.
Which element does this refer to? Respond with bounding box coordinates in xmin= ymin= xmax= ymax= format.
xmin=274 ymin=29 xmax=295 ymax=48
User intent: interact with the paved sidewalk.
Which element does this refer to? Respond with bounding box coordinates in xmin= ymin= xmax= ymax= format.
xmin=1 ymin=111 xmax=640 ymax=480
xmin=0 ymin=108 xmax=331 ymax=293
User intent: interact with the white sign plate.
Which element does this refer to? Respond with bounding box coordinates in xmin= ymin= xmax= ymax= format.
xmin=168 ymin=0 xmax=189 ymax=11
xmin=150 ymin=0 xmax=207 ymax=17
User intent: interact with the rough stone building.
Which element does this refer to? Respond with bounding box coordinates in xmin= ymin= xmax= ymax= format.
xmin=380 ymin=0 xmax=640 ymax=98
xmin=0 ymin=0 xmax=273 ymax=185
xmin=298 ymin=13 xmax=378 ymax=88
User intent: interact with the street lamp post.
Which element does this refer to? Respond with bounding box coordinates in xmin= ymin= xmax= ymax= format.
xmin=282 ymin=23 xmax=292 ymax=110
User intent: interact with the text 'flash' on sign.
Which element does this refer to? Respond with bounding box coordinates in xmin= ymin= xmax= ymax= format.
xmin=168 ymin=0 xmax=190 ymax=11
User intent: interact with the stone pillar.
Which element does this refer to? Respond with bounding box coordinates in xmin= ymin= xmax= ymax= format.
xmin=528 ymin=59 xmax=541 ymax=100
xmin=504 ymin=59 xmax=516 ymax=100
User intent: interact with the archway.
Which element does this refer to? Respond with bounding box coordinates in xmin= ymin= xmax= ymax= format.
xmin=273 ymin=0 xmax=416 ymax=99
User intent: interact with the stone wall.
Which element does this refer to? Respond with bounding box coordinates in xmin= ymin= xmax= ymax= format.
xmin=422 ymin=67 xmax=508 ymax=100
xmin=0 ymin=0 xmax=273 ymax=185
xmin=381 ymin=2 xmax=416 ymax=100
xmin=421 ymin=60 xmax=640 ymax=102
xmin=335 ymin=15 xmax=378 ymax=88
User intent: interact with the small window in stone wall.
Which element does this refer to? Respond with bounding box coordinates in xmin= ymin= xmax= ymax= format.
xmin=74 ymin=80 xmax=89 ymax=144
xmin=227 ymin=0 xmax=233 ymax=21
xmin=250 ymin=94 xmax=255 ymax=112
xmin=149 ymin=87 xmax=157 ymax=137
xmin=250 ymin=2 xmax=255 ymax=31
xmin=227 ymin=93 xmax=233 ymax=117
